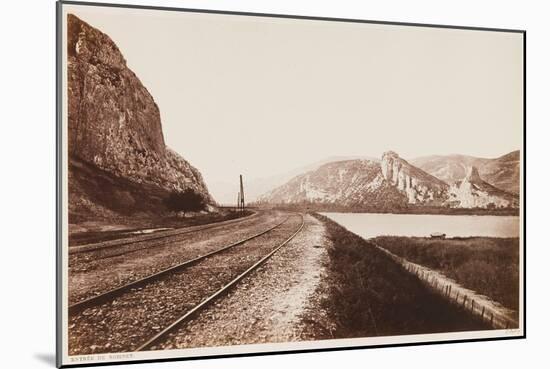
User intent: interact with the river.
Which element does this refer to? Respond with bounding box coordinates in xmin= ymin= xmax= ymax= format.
xmin=321 ymin=212 xmax=520 ymax=239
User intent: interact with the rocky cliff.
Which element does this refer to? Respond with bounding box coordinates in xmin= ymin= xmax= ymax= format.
xmin=260 ymin=151 xmax=518 ymax=210
xmin=411 ymin=150 xmax=520 ymax=195
xmin=380 ymin=151 xmax=449 ymax=204
xmin=258 ymin=159 xmax=408 ymax=209
xmin=448 ymin=166 xmax=519 ymax=208
xmin=67 ymin=14 xmax=212 ymax=221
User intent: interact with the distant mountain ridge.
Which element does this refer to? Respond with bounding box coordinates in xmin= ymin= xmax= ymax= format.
xmin=211 ymin=155 xmax=378 ymax=204
xmin=260 ymin=151 xmax=519 ymax=210
xmin=447 ymin=166 xmax=519 ymax=208
xmin=259 ymin=159 xmax=408 ymax=208
xmin=411 ymin=151 xmax=520 ymax=195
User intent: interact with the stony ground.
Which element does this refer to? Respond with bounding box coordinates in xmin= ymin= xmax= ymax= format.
xmin=68 ymin=210 xmax=502 ymax=358
xmin=157 ymin=214 xmax=334 ymax=350
xmin=68 ymin=211 xmax=284 ymax=304
xmin=69 ymin=213 xmax=313 ymax=355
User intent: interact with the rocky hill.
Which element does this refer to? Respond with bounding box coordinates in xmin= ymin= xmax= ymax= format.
xmin=381 ymin=151 xmax=449 ymax=204
xmin=210 ymin=155 xmax=379 ymax=204
xmin=477 ymin=151 xmax=520 ymax=195
xmin=447 ymin=166 xmax=519 ymax=208
xmin=411 ymin=151 xmax=520 ymax=195
xmin=260 ymin=151 xmax=519 ymax=210
xmin=67 ymin=14 xmax=212 ymax=223
xmin=258 ymin=159 xmax=408 ymax=209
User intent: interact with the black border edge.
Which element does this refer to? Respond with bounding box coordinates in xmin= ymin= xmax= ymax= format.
xmin=56 ymin=1 xmax=63 ymax=368
xmin=56 ymin=1 xmax=527 ymax=367
xmin=522 ymin=30 xmax=526 ymax=340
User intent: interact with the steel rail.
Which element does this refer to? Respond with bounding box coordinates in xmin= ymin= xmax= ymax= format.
xmin=68 ymin=215 xmax=289 ymax=316
xmin=135 ymin=213 xmax=305 ymax=352
xmin=69 ymin=210 xmax=258 ymax=255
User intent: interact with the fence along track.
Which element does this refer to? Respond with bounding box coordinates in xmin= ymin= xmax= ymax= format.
xmin=69 ymin=210 xmax=258 ymax=255
xmin=68 ymin=215 xmax=288 ymax=316
xmin=376 ymin=245 xmax=519 ymax=330
xmin=135 ymin=213 xmax=305 ymax=352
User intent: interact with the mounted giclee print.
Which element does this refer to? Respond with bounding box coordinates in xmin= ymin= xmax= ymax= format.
xmin=56 ymin=1 xmax=526 ymax=367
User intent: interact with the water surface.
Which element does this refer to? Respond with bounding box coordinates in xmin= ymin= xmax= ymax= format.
xmin=321 ymin=212 xmax=520 ymax=239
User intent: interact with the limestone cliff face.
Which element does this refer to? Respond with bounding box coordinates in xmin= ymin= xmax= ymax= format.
xmin=67 ymin=14 xmax=212 ymax=203
xmin=259 ymin=159 xmax=408 ymax=208
xmin=259 ymin=152 xmax=518 ymax=210
xmin=380 ymin=151 xmax=449 ymax=204
xmin=448 ymin=166 xmax=519 ymax=208
xmin=411 ymin=150 xmax=520 ymax=195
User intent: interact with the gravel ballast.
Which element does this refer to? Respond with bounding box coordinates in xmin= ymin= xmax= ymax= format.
xmin=69 ymin=211 xmax=285 ymax=305
xmin=69 ymin=214 xmax=304 ymax=355
xmin=156 ymin=214 xmax=333 ymax=349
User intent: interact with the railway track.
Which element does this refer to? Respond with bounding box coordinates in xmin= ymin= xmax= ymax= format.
xmin=69 ymin=210 xmax=258 ymax=255
xmin=135 ymin=213 xmax=304 ymax=351
xmin=69 ymin=215 xmax=289 ymax=315
xmin=68 ymin=213 xmax=304 ymax=355
xmin=68 ymin=211 xmax=260 ymax=263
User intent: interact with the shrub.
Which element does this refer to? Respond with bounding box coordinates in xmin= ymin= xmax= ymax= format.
xmin=164 ymin=189 xmax=206 ymax=213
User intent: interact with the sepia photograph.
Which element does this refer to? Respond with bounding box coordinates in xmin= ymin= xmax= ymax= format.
xmin=57 ymin=1 xmax=525 ymax=367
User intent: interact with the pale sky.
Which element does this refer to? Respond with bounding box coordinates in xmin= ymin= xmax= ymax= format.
xmin=64 ymin=4 xmax=523 ymax=190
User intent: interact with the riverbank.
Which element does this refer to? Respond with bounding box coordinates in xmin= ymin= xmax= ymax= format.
xmin=264 ymin=204 xmax=519 ymax=216
xmin=374 ymin=236 xmax=520 ymax=315
xmin=309 ymin=214 xmax=491 ymax=337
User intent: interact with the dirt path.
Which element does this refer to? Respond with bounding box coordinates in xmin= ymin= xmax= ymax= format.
xmin=157 ymin=214 xmax=332 ymax=349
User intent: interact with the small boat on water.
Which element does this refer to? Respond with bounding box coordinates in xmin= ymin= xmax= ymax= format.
xmin=430 ymin=232 xmax=446 ymax=239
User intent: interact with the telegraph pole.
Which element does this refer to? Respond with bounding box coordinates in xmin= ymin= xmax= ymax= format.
xmin=239 ymin=174 xmax=245 ymax=211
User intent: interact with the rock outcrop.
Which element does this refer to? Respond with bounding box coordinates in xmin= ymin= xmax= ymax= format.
xmin=380 ymin=151 xmax=449 ymax=204
xmin=260 ymin=152 xmax=519 ymax=210
xmin=411 ymin=150 xmax=520 ymax=195
xmin=448 ymin=166 xmax=519 ymax=208
xmin=259 ymin=159 xmax=408 ymax=209
xmin=464 ymin=165 xmax=483 ymax=183
xmin=67 ymin=14 xmax=213 ymax=221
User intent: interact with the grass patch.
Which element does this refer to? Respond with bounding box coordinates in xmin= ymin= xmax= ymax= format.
xmin=312 ymin=213 xmax=490 ymax=338
xmin=373 ymin=236 xmax=519 ymax=313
